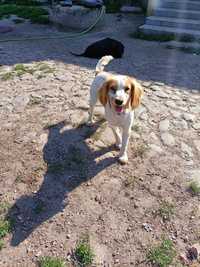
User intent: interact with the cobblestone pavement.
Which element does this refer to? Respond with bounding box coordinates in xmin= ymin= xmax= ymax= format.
xmin=0 ymin=13 xmax=199 ymax=267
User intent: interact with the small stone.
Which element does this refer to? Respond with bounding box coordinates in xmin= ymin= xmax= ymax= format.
xmin=114 ymin=259 xmax=120 ymax=264
xmin=194 ymin=140 xmax=200 ymax=152
xmin=192 ymin=122 xmax=200 ymax=130
xmin=165 ymin=100 xmax=176 ymax=108
xmin=181 ymin=142 xmax=193 ymax=158
xmin=190 ymin=106 xmax=200 ymax=114
xmin=159 ymin=119 xmax=170 ymax=132
xmin=14 ymin=95 xmax=30 ymax=112
xmin=142 ymin=223 xmax=153 ymax=232
xmin=150 ymin=85 xmax=160 ymax=91
xmin=173 ymin=120 xmax=188 ymax=130
xmin=185 ymin=169 xmax=200 ymax=181
xmin=155 ymin=91 xmax=169 ymax=98
xmin=183 ymin=113 xmax=196 ymax=122
xmin=170 ymin=110 xmax=182 ymax=119
xmin=142 ymin=81 xmax=152 ymax=87
xmin=161 ymin=133 xmax=175 ymax=146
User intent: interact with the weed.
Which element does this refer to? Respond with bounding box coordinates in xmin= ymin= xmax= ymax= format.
xmin=131 ymin=31 xmax=176 ymax=42
xmin=132 ymin=124 xmax=140 ymax=132
xmin=147 ymin=239 xmax=176 ymax=267
xmin=39 ymin=256 xmax=65 ymax=267
xmin=0 ymin=4 xmax=49 ymax=24
xmin=34 ymin=200 xmax=45 ymax=214
xmin=74 ymin=238 xmax=94 ymax=267
xmin=0 ymin=239 xmax=4 ymax=250
xmin=157 ymin=201 xmax=175 ymax=221
xmin=0 ymin=202 xmax=11 ymax=216
xmin=1 ymin=72 xmax=13 ymax=81
xmin=189 ymin=181 xmax=200 ymax=196
xmin=37 ymin=63 xmax=55 ymax=73
xmin=134 ymin=143 xmax=148 ymax=158
xmin=3 ymin=0 xmax=41 ymax=6
xmin=124 ymin=176 xmax=137 ymax=188
xmin=0 ymin=219 xmax=12 ymax=238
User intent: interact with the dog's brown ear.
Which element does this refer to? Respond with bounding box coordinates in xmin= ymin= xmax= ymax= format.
xmin=129 ymin=78 xmax=143 ymax=109
xmin=99 ymin=78 xmax=115 ymax=106
xmin=99 ymin=82 xmax=108 ymax=106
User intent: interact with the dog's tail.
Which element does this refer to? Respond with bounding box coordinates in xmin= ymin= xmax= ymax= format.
xmin=95 ymin=55 xmax=114 ymax=75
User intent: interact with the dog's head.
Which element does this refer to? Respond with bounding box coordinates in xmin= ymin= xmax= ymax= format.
xmin=99 ymin=75 xmax=143 ymax=113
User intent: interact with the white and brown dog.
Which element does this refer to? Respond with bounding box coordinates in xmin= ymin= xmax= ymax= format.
xmin=88 ymin=56 xmax=143 ymax=164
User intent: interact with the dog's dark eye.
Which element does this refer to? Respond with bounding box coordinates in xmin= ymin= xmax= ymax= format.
xmin=110 ymin=86 xmax=116 ymax=93
xmin=125 ymin=87 xmax=130 ymax=92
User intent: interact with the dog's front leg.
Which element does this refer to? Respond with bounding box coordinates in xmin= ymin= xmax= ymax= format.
xmin=119 ymin=127 xmax=131 ymax=164
xmin=87 ymin=105 xmax=95 ymax=125
xmin=110 ymin=127 xmax=121 ymax=150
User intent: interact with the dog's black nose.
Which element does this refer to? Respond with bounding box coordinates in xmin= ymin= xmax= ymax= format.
xmin=115 ymin=99 xmax=123 ymax=106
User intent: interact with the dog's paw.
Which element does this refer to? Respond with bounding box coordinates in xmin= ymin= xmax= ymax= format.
xmin=115 ymin=143 xmax=121 ymax=150
xmin=119 ymin=154 xmax=128 ymax=164
xmin=86 ymin=119 xmax=94 ymax=126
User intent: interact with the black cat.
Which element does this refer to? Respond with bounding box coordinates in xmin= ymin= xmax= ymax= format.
xmin=70 ymin=37 xmax=124 ymax=58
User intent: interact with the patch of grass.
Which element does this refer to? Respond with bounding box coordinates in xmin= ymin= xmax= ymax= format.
xmin=39 ymin=256 xmax=65 ymax=267
xmin=189 ymin=181 xmax=200 ymax=196
xmin=1 ymin=72 xmax=13 ymax=81
xmin=134 ymin=143 xmax=148 ymax=158
xmin=0 ymin=219 xmax=12 ymax=239
xmin=157 ymin=201 xmax=175 ymax=221
xmin=34 ymin=200 xmax=45 ymax=214
xmin=37 ymin=63 xmax=55 ymax=73
xmin=147 ymin=239 xmax=176 ymax=267
xmin=0 ymin=202 xmax=11 ymax=216
xmin=132 ymin=123 xmax=140 ymax=132
xmin=1 ymin=62 xmax=55 ymax=81
xmin=74 ymin=238 xmax=94 ymax=267
xmin=131 ymin=31 xmax=176 ymax=42
xmin=124 ymin=176 xmax=137 ymax=188
xmin=104 ymin=0 xmax=122 ymax=13
xmin=0 ymin=4 xmax=49 ymax=24
xmin=0 ymin=239 xmax=4 ymax=250
xmin=3 ymin=0 xmax=41 ymax=6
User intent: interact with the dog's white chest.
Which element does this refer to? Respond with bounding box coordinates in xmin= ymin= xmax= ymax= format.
xmin=105 ymin=104 xmax=134 ymax=128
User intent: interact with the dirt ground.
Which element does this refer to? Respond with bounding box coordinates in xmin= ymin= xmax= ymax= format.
xmin=0 ymin=12 xmax=200 ymax=267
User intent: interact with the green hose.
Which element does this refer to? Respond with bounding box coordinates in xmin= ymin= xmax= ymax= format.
xmin=0 ymin=5 xmax=105 ymax=43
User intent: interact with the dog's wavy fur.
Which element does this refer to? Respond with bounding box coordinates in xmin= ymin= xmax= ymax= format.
xmin=88 ymin=56 xmax=143 ymax=164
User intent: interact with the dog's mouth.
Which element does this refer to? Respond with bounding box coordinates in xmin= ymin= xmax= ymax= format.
xmin=115 ymin=105 xmax=124 ymax=113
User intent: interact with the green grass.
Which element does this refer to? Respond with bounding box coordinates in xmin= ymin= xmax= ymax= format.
xmin=0 ymin=4 xmax=49 ymax=24
xmin=0 ymin=219 xmax=12 ymax=239
xmin=1 ymin=62 xmax=55 ymax=81
xmin=157 ymin=201 xmax=175 ymax=221
xmin=104 ymin=0 xmax=122 ymax=13
xmin=0 ymin=202 xmax=11 ymax=216
xmin=189 ymin=181 xmax=200 ymax=195
xmin=147 ymin=239 xmax=176 ymax=267
xmin=34 ymin=201 xmax=45 ymax=214
xmin=39 ymin=256 xmax=65 ymax=267
xmin=0 ymin=239 xmax=4 ymax=250
xmin=131 ymin=31 xmax=176 ymax=42
xmin=3 ymin=0 xmax=41 ymax=6
xmin=1 ymin=72 xmax=13 ymax=81
xmin=75 ymin=238 xmax=94 ymax=267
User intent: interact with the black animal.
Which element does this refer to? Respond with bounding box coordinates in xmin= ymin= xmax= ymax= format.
xmin=70 ymin=38 xmax=124 ymax=59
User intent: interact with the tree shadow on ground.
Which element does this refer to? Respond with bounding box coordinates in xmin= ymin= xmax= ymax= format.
xmin=8 ymin=119 xmax=117 ymax=246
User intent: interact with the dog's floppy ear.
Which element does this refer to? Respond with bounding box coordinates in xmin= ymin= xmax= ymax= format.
xmin=98 ymin=79 xmax=115 ymax=106
xmin=99 ymin=82 xmax=109 ymax=106
xmin=129 ymin=78 xmax=143 ymax=109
